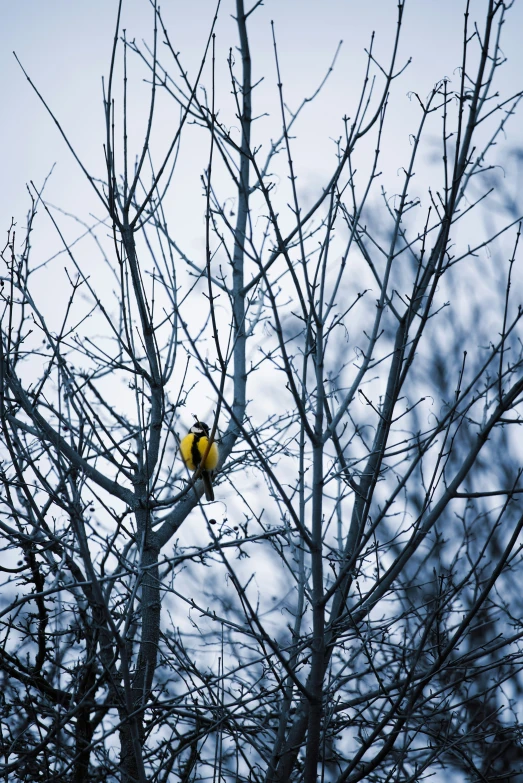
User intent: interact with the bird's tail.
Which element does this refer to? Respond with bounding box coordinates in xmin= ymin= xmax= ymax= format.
xmin=202 ymin=471 xmax=214 ymax=502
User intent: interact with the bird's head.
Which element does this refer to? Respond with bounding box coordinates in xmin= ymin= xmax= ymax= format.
xmin=190 ymin=421 xmax=210 ymax=436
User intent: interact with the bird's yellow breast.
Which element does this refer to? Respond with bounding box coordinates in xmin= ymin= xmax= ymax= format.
xmin=180 ymin=434 xmax=219 ymax=471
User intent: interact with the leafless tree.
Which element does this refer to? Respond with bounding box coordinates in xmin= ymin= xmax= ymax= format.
xmin=2 ymin=1 xmax=523 ymax=781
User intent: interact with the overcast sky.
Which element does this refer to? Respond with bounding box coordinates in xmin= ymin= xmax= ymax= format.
xmin=3 ymin=1 xmax=523 ymax=235
xmin=1 ymin=0 xmax=522 ymax=430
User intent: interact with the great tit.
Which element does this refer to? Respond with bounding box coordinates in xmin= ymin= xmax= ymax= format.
xmin=179 ymin=421 xmax=219 ymax=501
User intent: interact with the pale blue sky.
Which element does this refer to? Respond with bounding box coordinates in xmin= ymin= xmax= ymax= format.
xmin=3 ymin=0 xmax=522 ymax=233
xmin=1 ymin=0 xmax=522 ymax=356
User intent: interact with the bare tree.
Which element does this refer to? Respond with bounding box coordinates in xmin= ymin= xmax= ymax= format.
xmin=1 ymin=1 xmax=523 ymax=781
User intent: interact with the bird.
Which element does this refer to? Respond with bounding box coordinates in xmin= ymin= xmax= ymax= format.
xmin=179 ymin=420 xmax=219 ymax=501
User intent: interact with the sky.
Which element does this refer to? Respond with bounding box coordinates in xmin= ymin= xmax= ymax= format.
xmin=3 ymin=0 xmax=523 ymax=239
xmin=1 ymin=0 xmax=523 ymax=751
xmin=1 ymin=0 xmax=523 ymax=425
xmin=2 ymin=6 xmax=523 ymax=756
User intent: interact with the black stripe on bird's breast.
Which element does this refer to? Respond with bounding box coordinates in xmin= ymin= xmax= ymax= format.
xmin=191 ymin=434 xmax=202 ymax=468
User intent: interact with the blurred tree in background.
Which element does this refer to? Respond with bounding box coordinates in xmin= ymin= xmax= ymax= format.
xmin=1 ymin=1 xmax=523 ymax=781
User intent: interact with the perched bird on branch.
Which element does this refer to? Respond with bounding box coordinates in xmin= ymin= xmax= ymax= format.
xmin=180 ymin=420 xmax=219 ymax=501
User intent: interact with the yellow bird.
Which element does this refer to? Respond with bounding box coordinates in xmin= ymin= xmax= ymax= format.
xmin=179 ymin=421 xmax=219 ymax=501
